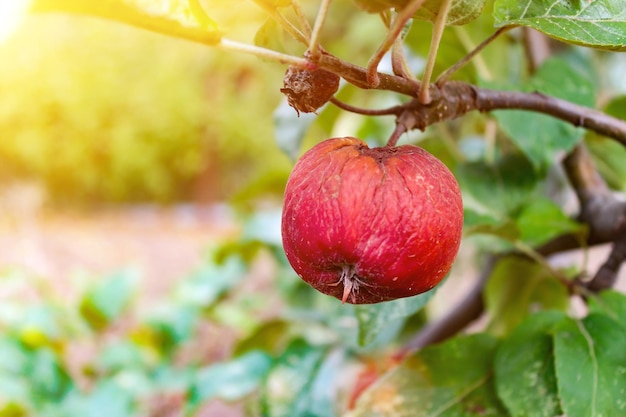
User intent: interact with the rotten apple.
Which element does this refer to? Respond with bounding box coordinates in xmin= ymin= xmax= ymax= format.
xmin=281 ymin=137 xmax=463 ymax=304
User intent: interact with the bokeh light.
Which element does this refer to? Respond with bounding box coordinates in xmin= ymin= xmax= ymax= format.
xmin=0 ymin=0 xmax=30 ymax=44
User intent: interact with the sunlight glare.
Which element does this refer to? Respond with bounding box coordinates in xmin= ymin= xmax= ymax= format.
xmin=0 ymin=0 xmax=30 ymax=43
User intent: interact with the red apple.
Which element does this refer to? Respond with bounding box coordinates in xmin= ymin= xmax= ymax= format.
xmin=281 ymin=137 xmax=463 ymax=304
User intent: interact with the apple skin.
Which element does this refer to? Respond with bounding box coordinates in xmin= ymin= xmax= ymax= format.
xmin=281 ymin=137 xmax=463 ymax=304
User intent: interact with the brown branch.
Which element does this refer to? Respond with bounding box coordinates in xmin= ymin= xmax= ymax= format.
xmin=563 ymin=144 xmax=626 ymax=243
xmin=522 ymin=28 xmax=551 ymax=73
xmin=562 ymin=143 xmax=626 ymax=293
xmin=329 ymin=98 xmax=404 ymax=116
xmin=315 ymin=53 xmax=626 ymax=146
xmin=400 ymin=255 xmax=499 ymax=354
xmin=475 ymin=90 xmax=626 ymax=147
xmin=587 ymin=236 xmax=626 ymax=292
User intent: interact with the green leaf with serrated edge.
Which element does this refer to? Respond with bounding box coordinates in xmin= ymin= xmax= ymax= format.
xmin=355 ymin=287 xmax=439 ymax=347
xmin=516 ymin=198 xmax=584 ymax=247
xmin=588 ymin=290 xmax=626 ymax=331
xmin=494 ymin=311 xmax=565 ymax=417
xmin=457 ymin=154 xmax=540 ymax=217
xmin=29 ymin=0 xmax=221 ymax=45
xmin=485 ymin=256 xmax=569 ymax=336
xmin=493 ymin=57 xmax=595 ymax=171
xmin=493 ymin=0 xmax=626 ymax=51
xmin=261 ymin=339 xmax=336 ymax=417
xmin=553 ymin=314 xmax=626 ymax=417
xmin=190 ymin=350 xmax=273 ymax=403
xmin=414 ymin=0 xmax=487 ymax=25
xmin=353 ymin=0 xmax=486 ymax=25
xmin=348 ymin=334 xmax=508 ymax=417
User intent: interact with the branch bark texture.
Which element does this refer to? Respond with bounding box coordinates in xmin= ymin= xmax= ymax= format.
xmin=316 ymin=54 xmax=626 ymax=146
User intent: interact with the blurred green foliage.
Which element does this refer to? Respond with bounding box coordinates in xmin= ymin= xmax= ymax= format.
xmin=0 ymin=14 xmax=290 ymax=205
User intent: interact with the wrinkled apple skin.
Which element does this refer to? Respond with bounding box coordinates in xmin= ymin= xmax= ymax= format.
xmin=281 ymin=137 xmax=463 ymax=304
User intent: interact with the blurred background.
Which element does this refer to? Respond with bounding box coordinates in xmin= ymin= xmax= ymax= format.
xmin=1 ymin=1 xmax=626 ymax=416
xmin=0 ymin=3 xmax=295 ymax=416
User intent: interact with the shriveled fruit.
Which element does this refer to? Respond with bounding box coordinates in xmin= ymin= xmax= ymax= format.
xmin=280 ymin=65 xmax=340 ymax=115
xmin=281 ymin=137 xmax=463 ymax=304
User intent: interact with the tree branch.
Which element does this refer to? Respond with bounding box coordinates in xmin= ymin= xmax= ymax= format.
xmin=587 ymin=235 xmax=626 ymax=292
xmin=400 ymin=254 xmax=499 ymax=354
xmin=315 ymin=52 xmax=626 ymax=145
xmin=563 ymin=144 xmax=626 ymax=244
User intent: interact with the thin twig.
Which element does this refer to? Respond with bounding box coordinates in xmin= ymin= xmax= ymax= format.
xmin=251 ymin=0 xmax=309 ymax=45
xmin=523 ymin=27 xmax=551 ymax=73
xmin=365 ymin=0 xmax=427 ymax=87
xmin=329 ymin=98 xmax=405 ymax=116
xmin=419 ymin=0 xmax=453 ymax=103
xmin=219 ymin=38 xmax=308 ymax=66
xmin=436 ymin=27 xmax=512 ymax=86
xmin=291 ymin=0 xmax=312 ymax=39
xmin=391 ymin=27 xmax=416 ymax=79
xmin=308 ymin=0 xmax=332 ymax=60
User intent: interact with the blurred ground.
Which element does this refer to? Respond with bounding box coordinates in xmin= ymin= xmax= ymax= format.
xmin=0 ymin=204 xmax=238 ymax=301
xmin=0 ymin=197 xmax=624 ymax=416
xmin=0 ymin=202 xmax=249 ymax=417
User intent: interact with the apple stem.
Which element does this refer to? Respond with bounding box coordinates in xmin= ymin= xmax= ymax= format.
xmin=340 ymin=265 xmax=358 ymax=304
xmin=386 ymin=111 xmax=416 ymax=147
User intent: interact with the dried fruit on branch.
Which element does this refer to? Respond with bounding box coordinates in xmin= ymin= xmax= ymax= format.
xmin=281 ymin=137 xmax=464 ymax=304
xmin=280 ymin=65 xmax=340 ymax=115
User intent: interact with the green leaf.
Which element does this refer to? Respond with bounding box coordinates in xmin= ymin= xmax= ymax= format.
xmin=79 ymin=270 xmax=138 ymax=331
xmin=353 ymin=0 xmax=486 ymax=25
xmin=354 ymin=287 xmax=439 ymax=347
xmin=255 ymin=18 xmax=286 ymax=53
xmin=493 ymin=57 xmax=595 ymax=170
xmin=485 ymin=256 xmax=569 ymax=335
xmin=413 ymin=0 xmax=487 ymax=26
xmin=175 ymin=254 xmax=246 ymax=308
xmin=349 ymin=334 xmax=508 ymax=417
xmin=587 ymin=95 xmax=626 ymax=191
xmin=261 ymin=339 xmax=337 ymax=417
xmin=24 ymin=347 xmax=74 ymax=403
xmin=190 ymin=350 xmax=273 ymax=403
xmin=516 ymin=198 xmax=584 ymax=247
xmin=457 ymin=153 xmax=540 ymax=217
xmin=17 ymin=305 xmax=64 ymax=348
xmin=233 ymin=319 xmax=292 ymax=357
xmin=588 ymin=290 xmax=626 ymax=331
xmin=58 ymin=382 xmax=134 ymax=417
xmin=553 ymin=314 xmax=626 ymax=417
xmin=29 ymin=0 xmax=221 ymax=45
xmin=604 ymin=94 xmax=626 ymax=119
xmin=494 ymin=311 xmax=566 ymax=417
xmin=493 ymin=0 xmax=626 ymax=51
xmin=463 ymin=209 xmax=520 ymax=242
